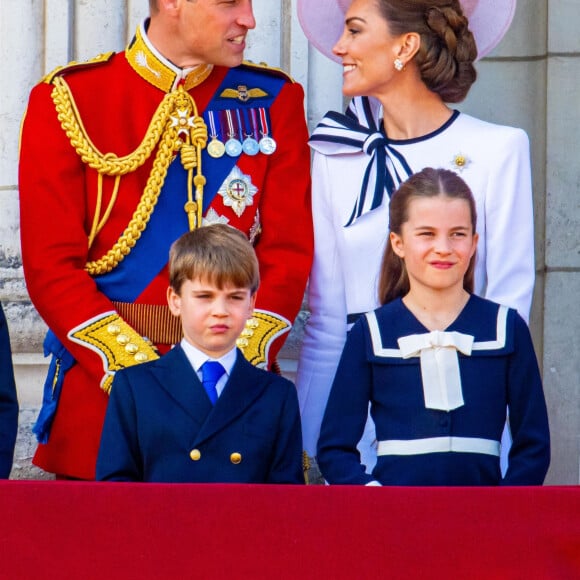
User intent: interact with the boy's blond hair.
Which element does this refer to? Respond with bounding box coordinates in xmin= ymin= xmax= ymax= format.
xmin=169 ymin=224 xmax=260 ymax=294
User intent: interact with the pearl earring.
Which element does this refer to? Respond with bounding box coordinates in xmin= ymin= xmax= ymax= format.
xmin=394 ymin=58 xmax=404 ymax=71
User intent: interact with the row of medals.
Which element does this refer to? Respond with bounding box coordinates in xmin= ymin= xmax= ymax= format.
xmin=206 ymin=111 xmax=277 ymax=159
xmin=207 ymin=133 xmax=276 ymax=159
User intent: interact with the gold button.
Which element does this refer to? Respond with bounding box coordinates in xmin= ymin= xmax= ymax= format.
xmin=190 ymin=449 xmax=201 ymax=461
xmin=125 ymin=343 xmax=139 ymax=354
xmin=134 ymin=352 xmax=149 ymax=363
xmin=107 ymin=324 xmax=121 ymax=336
xmin=236 ymin=338 xmax=249 ymax=349
xmin=116 ymin=334 xmax=129 ymax=346
xmin=230 ymin=452 xmax=242 ymax=465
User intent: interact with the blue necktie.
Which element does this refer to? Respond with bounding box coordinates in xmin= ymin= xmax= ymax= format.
xmin=201 ymin=361 xmax=225 ymax=405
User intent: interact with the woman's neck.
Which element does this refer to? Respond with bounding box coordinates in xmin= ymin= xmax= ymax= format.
xmin=402 ymin=286 xmax=470 ymax=332
xmin=376 ymin=81 xmax=452 ymax=141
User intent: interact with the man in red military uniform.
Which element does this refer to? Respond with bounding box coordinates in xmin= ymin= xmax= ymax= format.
xmin=19 ymin=0 xmax=313 ymax=480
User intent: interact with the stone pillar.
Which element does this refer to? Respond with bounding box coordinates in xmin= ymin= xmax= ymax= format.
xmin=543 ymin=0 xmax=580 ymax=484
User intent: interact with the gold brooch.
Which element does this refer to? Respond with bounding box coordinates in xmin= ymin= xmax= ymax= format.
xmin=451 ymin=153 xmax=471 ymax=173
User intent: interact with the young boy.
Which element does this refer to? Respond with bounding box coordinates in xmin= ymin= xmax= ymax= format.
xmin=96 ymin=225 xmax=303 ymax=483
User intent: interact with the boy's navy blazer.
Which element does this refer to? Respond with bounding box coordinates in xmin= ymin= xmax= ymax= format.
xmin=96 ymin=345 xmax=303 ymax=483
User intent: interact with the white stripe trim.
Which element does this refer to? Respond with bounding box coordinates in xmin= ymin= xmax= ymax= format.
xmin=365 ymin=311 xmax=401 ymax=357
xmin=377 ymin=437 xmax=500 ymax=457
xmin=471 ymin=304 xmax=508 ymax=350
xmin=365 ymin=304 xmax=509 ymax=359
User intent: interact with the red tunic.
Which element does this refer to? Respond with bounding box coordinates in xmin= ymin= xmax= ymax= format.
xmin=19 ymin=28 xmax=312 ymax=479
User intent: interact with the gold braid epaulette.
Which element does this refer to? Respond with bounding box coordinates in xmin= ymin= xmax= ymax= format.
xmin=50 ymin=77 xmax=208 ymax=276
xmin=42 ymin=52 xmax=115 ymax=85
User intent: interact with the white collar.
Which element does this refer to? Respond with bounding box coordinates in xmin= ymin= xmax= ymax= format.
xmin=180 ymin=339 xmax=237 ymax=377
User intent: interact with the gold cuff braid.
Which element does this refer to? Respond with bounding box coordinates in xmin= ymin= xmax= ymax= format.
xmin=68 ymin=313 xmax=160 ymax=394
xmin=236 ymin=310 xmax=291 ymax=368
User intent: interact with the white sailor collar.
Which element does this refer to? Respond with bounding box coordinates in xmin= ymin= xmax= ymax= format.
xmin=363 ymin=295 xmax=515 ymax=364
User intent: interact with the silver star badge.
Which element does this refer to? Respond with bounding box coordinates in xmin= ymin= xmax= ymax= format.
xmin=218 ymin=166 xmax=258 ymax=217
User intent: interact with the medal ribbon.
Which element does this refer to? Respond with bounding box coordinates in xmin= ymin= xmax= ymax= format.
xmin=258 ymin=107 xmax=271 ymax=138
xmin=208 ymin=110 xmax=219 ymax=139
xmin=242 ymin=108 xmax=253 ymax=138
xmin=250 ymin=108 xmax=259 ymax=139
xmin=236 ymin=109 xmax=245 ymax=138
xmin=225 ymin=109 xmax=237 ymax=139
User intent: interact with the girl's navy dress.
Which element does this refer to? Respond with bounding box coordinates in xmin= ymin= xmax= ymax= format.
xmin=318 ymin=295 xmax=550 ymax=486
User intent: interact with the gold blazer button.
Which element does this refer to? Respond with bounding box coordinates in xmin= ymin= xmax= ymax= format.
xmin=189 ymin=449 xmax=201 ymax=461
xmin=230 ymin=452 xmax=242 ymax=465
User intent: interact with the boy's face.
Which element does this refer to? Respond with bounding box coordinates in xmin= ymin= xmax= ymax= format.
xmin=167 ymin=277 xmax=256 ymax=358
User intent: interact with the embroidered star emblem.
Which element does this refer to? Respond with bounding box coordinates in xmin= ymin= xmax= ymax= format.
xmin=218 ymin=166 xmax=258 ymax=217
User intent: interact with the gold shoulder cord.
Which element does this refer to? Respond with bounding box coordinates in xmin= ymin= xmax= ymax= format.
xmin=50 ymin=77 xmax=208 ymax=275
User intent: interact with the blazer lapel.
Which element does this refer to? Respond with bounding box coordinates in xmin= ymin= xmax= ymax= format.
xmin=150 ymin=345 xmax=212 ymax=427
xmin=194 ymin=352 xmax=268 ymax=446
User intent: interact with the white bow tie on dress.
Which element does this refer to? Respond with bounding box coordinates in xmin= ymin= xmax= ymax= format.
xmin=397 ymin=330 xmax=474 ymax=411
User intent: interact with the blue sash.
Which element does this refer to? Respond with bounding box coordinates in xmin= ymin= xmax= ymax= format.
xmin=95 ymin=66 xmax=285 ymax=302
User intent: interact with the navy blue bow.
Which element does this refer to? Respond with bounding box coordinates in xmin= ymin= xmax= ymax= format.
xmin=309 ymin=96 xmax=413 ymax=226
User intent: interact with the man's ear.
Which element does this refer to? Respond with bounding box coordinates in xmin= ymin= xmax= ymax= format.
xmin=156 ymin=0 xmax=181 ymax=16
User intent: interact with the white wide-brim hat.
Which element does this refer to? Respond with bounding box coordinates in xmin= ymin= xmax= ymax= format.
xmin=297 ymin=0 xmax=516 ymax=62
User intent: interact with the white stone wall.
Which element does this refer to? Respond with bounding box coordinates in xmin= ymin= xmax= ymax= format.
xmin=1 ymin=0 xmax=578 ymax=483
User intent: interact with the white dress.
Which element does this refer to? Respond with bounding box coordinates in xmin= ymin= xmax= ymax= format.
xmin=297 ymin=97 xmax=534 ymax=461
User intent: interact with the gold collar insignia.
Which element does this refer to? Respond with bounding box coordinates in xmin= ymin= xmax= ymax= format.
xmin=126 ymin=21 xmax=213 ymax=93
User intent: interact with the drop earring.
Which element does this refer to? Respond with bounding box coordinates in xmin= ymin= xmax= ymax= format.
xmin=394 ymin=58 xmax=404 ymax=72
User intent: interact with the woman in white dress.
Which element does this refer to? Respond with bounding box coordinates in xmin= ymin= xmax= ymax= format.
xmin=296 ymin=0 xmax=532 ymax=476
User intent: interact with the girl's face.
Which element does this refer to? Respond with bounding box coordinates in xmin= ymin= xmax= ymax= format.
xmin=332 ymin=0 xmax=404 ymax=98
xmin=390 ymin=195 xmax=478 ymax=295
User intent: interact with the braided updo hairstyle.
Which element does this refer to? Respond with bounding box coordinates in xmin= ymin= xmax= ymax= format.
xmin=378 ymin=0 xmax=478 ymax=103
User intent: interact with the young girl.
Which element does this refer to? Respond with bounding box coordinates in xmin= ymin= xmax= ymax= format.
xmin=317 ymin=168 xmax=550 ymax=486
